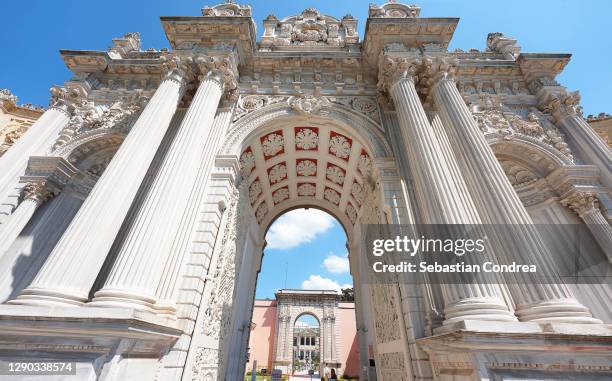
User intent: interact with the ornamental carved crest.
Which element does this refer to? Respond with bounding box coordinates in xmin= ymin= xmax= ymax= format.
xmin=261 ymin=8 xmax=358 ymax=49
xmin=289 ymin=95 xmax=330 ymax=115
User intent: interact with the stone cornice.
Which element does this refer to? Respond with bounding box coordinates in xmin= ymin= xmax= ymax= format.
xmin=545 ymin=164 xmax=602 ymax=198
xmin=363 ymin=17 xmax=458 ymax=68
xmin=19 ymin=156 xmax=79 ymax=195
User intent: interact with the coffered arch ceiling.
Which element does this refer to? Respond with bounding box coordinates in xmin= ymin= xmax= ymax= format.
xmin=238 ymin=121 xmax=377 ymax=229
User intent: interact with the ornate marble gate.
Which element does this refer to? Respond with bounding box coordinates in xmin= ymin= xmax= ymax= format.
xmin=0 ymin=2 xmax=610 ymax=381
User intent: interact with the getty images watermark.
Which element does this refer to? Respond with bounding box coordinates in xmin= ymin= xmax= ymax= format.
xmin=371 ymin=235 xmax=536 ymax=274
xmin=361 ymin=224 xmax=610 ymax=285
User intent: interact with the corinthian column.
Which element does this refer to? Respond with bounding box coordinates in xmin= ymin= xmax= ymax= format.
xmin=428 ymin=57 xmax=599 ymax=323
xmin=378 ymin=55 xmax=515 ymax=324
xmin=0 ymin=182 xmax=54 ymax=252
xmin=13 ymin=56 xmax=192 ymax=307
xmin=88 ymin=54 xmax=237 ymax=312
xmin=0 ymin=88 xmax=74 ymax=224
xmin=561 ymin=192 xmax=612 ymax=262
xmin=540 ymin=92 xmax=612 ymax=190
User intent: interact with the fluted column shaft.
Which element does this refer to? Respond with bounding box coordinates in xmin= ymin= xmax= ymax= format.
xmin=558 ymin=114 xmax=612 ymax=190
xmin=154 ymin=106 xmax=234 ymax=316
xmin=89 ymin=71 xmax=226 ymax=312
xmin=561 ymin=192 xmax=612 ymax=262
xmin=14 ymin=67 xmax=188 ymax=306
xmin=0 ymin=182 xmax=53 ymax=252
xmin=385 ymin=63 xmax=515 ymax=324
xmin=432 ymin=74 xmax=599 ymax=323
xmin=0 ymin=106 xmax=70 ymax=224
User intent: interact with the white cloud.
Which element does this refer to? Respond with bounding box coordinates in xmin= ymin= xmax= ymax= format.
xmin=301 ymin=275 xmax=352 ymax=293
xmin=323 ymin=253 xmax=350 ymax=274
xmin=266 ymin=208 xmax=335 ymax=250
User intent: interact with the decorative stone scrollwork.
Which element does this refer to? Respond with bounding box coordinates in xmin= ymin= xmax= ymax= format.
xmin=328 ymin=96 xmax=381 ymax=122
xmin=192 ymin=347 xmax=220 ymax=381
xmin=369 ymin=2 xmax=421 ymax=18
xmin=561 ymin=191 xmax=600 ymax=218
xmin=499 ymin=160 xmax=539 ymax=188
xmin=289 ymin=94 xmax=330 ymax=115
xmin=233 ymin=95 xmax=289 ymax=122
xmin=378 ymin=352 xmax=408 ymax=381
xmin=202 ymin=1 xmax=251 ymax=17
xmin=473 ymin=96 xmax=574 ymax=162
xmin=261 ymin=8 xmax=358 ymax=49
xmin=52 ymin=94 xmax=144 ymax=150
xmin=48 ymin=86 xmax=81 ymax=114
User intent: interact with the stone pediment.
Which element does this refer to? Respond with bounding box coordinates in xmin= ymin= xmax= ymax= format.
xmin=260 ymin=8 xmax=358 ymax=50
xmin=369 ymin=2 xmax=421 ymax=18
xmin=202 ymin=1 xmax=252 ymax=17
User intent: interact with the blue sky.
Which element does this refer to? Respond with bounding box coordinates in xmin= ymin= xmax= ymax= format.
xmin=1 ymin=1 xmax=611 ymax=116
xmin=258 ymin=209 xmax=352 ymax=299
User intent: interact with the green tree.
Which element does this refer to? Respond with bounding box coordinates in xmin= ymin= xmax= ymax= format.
xmin=341 ymin=287 xmax=354 ymax=301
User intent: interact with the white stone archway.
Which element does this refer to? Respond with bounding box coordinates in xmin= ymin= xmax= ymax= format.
xmin=184 ymin=100 xmax=411 ymax=381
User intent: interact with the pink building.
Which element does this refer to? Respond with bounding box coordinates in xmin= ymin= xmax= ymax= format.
xmin=246 ymin=290 xmax=359 ymax=378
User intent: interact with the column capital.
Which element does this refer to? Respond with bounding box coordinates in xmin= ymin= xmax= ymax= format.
xmin=195 ymin=54 xmax=239 ymax=99
xmin=48 ymin=86 xmax=82 ymax=117
xmin=160 ymin=54 xmax=195 ymax=84
xmin=420 ymin=55 xmax=458 ymax=101
xmin=561 ymin=191 xmax=601 ymax=218
xmin=377 ymin=55 xmax=422 ymax=93
xmin=538 ymin=90 xmax=583 ymax=123
xmin=21 ymin=181 xmax=55 ymax=205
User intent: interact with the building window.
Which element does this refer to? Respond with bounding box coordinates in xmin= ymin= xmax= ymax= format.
xmin=300 ymin=337 xmax=304 ymax=345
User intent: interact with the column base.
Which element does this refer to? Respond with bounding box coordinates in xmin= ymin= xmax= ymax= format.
xmin=10 ymin=287 xmax=88 ymax=307
xmin=153 ymin=301 xmax=178 ymax=320
xmin=87 ymin=289 xmax=158 ymax=313
xmin=443 ymin=297 xmax=517 ymax=325
xmin=424 ymin=320 xmax=612 ymax=380
xmin=515 ymin=299 xmax=602 ymax=324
